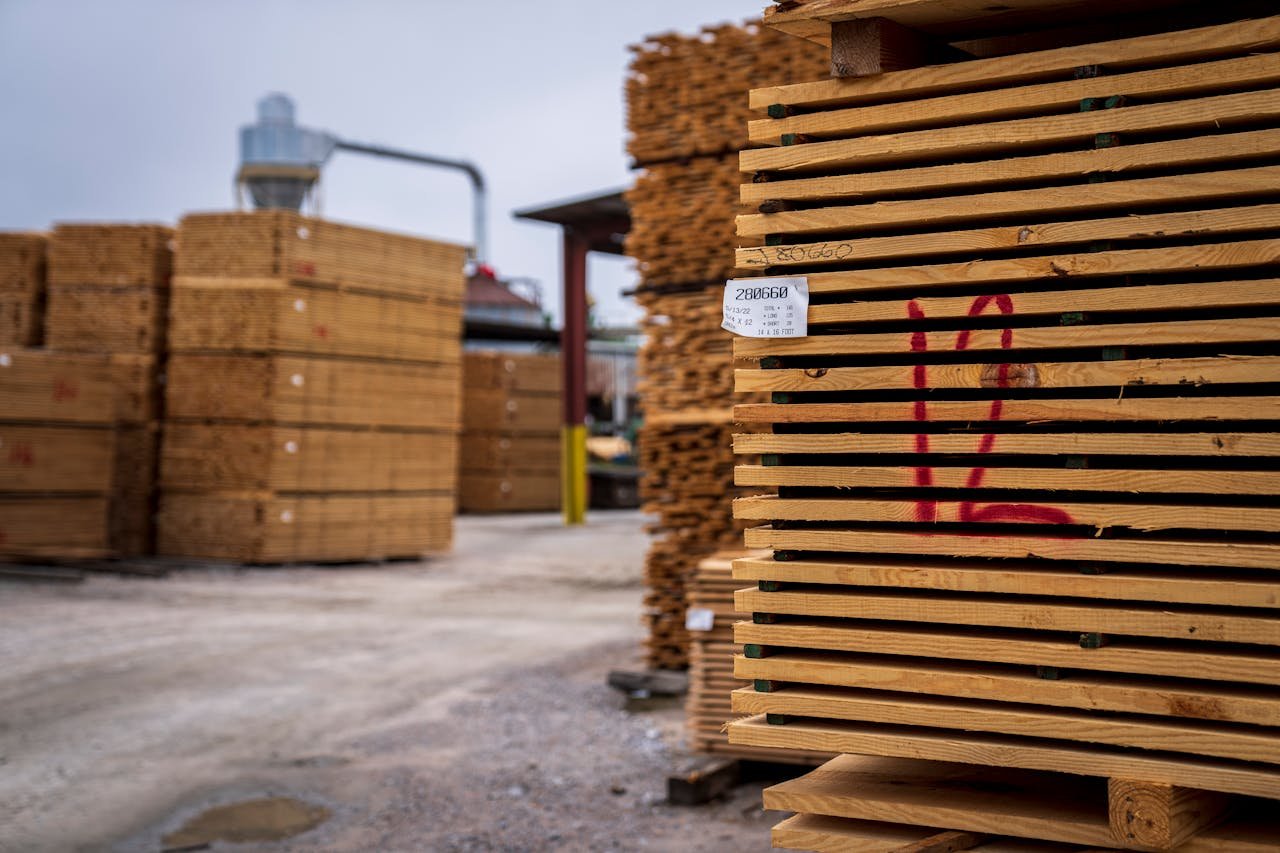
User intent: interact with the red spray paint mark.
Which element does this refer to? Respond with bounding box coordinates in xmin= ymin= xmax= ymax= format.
xmin=313 ymin=324 xmax=330 ymax=339
xmin=294 ymin=261 xmax=317 ymax=277
xmin=908 ymin=295 xmax=1075 ymax=526
xmin=8 ymin=443 xmax=34 ymax=467
xmin=52 ymin=379 xmax=78 ymax=402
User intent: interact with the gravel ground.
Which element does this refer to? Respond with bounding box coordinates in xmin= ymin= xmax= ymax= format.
xmin=0 ymin=512 xmax=789 ymax=852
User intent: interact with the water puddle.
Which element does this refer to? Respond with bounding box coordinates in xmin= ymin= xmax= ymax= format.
xmin=162 ymin=796 xmax=330 ymax=850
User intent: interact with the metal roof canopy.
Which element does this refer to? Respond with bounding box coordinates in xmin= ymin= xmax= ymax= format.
xmin=514 ymin=188 xmax=632 ymax=525
xmin=515 ymin=189 xmax=630 ymax=255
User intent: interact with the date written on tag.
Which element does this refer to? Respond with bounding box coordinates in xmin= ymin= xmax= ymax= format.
xmin=722 ymin=276 xmax=808 ymax=338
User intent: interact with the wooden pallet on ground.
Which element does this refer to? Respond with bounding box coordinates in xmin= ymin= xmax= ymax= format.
xmin=765 ymin=754 xmax=1280 ymax=852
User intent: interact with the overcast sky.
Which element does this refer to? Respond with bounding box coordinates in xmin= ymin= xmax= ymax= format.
xmin=0 ymin=0 xmax=758 ymax=327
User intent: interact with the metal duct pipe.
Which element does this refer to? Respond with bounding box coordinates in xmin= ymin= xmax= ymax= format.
xmin=332 ymin=139 xmax=488 ymax=265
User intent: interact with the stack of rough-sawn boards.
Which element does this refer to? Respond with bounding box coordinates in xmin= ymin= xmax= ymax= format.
xmin=458 ymin=350 xmax=561 ymax=513
xmin=726 ymin=8 xmax=1280 ymax=852
xmin=158 ymin=211 xmax=467 ymax=563
xmin=627 ymin=21 xmax=829 ymax=672
xmin=1 ymin=225 xmax=167 ymax=560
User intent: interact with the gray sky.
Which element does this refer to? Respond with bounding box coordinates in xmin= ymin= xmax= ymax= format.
xmin=0 ymin=0 xmax=758 ymax=327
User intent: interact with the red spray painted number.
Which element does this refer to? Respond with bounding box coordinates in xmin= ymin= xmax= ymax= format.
xmin=908 ymin=295 xmax=1075 ymax=526
xmin=8 ymin=443 xmax=34 ymax=467
xmin=52 ymin=379 xmax=79 ymax=401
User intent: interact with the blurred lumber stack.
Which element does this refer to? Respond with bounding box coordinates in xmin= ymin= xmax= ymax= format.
xmin=0 ymin=232 xmax=46 ymax=346
xmin=0 ymin=351 xmax=156 ymax=559
xmin=458 ymin=351 xmax=561 ymax=513
xmin=727 ymin=4 xmax=1280 ymax=849
xmin=627 ymin=22 xmax=834 ymax=164
xmin=686 ymin=551 xmax=832 ymax=764
xmin=33 ymin=223 xmax=172 ymax=556
xmin=627 ymin=21 xmax=827 ymax=672
xmin=159 ymin=211 xmax=466 ymax=563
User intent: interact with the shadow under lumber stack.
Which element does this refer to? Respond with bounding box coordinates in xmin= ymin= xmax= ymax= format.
xmin=727 ymin=2 xmax=1280 ymax=849
xmin=458 ymin=351 xmax=561 ymax=513
xmin=159 ymin=211 xmax=467 ymax=563
xmin=626 ymin=21 xmax=829 ymax=672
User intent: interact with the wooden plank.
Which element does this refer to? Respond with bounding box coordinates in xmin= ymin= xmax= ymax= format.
xmin=728 ymin=716 xmax=1280 ymax=800
xmin=741 ymin=128 xmax=1280 ymax=205
xmin=751 ymin=52 xmax=1280 ymax=145
xmin=734 ymin=396 xmax=1280 ymax=425
xmin=0 ymin=424 xmax=114 ymax=492
xmin=165 ymin=354 xmax=460 ymax=430
xmin=0 ymin=350 xmax=155 ymax=424
xmin=741 ymin=89 xmax=1280 ymax=174
xmin=772 ymin=814 xmax=958 ymax=853
xmin=161 ymin=424 xmax=458 ymax=493
xmin=735 ymin=587 xmax=1280 ymax=644
xmin=157 ymin=492 xmax=453 ymax=563
xmin=168 ymin=278 xmax=462 ymax=364
xmin=733 ymin=686 xmax=1280 ymax=765
xmin=747 ymin=202 xmax=1280 ymax=268
xmin=806 ymin=279 xmax=1280 ymax=326
xmin=733 ymin=495 xmax=1280 ymax=533
xmin=0 ymin=496 xmax=111 ymax=558
xmin=765 ymin=755 xmax=1279 ymax=853
xmin=1108 ymin=778 xmax=1231 ymax=849
xmin=749 ymin=17 xmax=1280 ymax=110
xmin=175 ymin=211 xmax=468 ymax=300
xmin=743 ymin=527 xmax=1280 ymax=571
xmin=462 ymin=389 xmax=560 ymax=434
xmin=783 ymin=239 xmax=1280 ymax=297
xmin=733 ymin=432 xmax=1280 ymax=458
xmin=734 ymin=316 xmax=1280 ymax=359
xmin=736 ymin=464 xmax=1280 ymax=497
xmin=735 ymin=621 xmax=1280 ymax=686
xmin=736 ymin=355 xmax=1280 ymax=394
xmin=893 ymin=830 xmax=989 ymax=853
xmin=763 ymin=0 xmax=1208 ymax=42
xmin=731 ymin=554 xmax=1280 ymax=608
xmin=830 ymin=17 xmax=936 ymax=78
xmin=742 ymin=199 xmax=1280 ymax=263
xmin=464 ymin=351 xmax=561 ymax=393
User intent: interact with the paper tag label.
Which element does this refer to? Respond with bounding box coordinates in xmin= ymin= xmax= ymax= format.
xmin=685 ymin=607 xmax=716 ymax=632
xmin=722 ymin=276 xmax=808 ymax=337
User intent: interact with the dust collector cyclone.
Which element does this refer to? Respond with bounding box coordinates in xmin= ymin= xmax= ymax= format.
xmin=235 ymin=93 xmax=489 ymax=262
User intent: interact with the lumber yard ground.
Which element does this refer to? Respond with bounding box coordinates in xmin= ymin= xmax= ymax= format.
xmin=0 ymin=512 xmax=784 ymax=852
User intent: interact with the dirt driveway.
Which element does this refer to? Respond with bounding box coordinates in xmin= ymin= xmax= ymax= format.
xmin=0 ymin=511 xmax=782 ymax=852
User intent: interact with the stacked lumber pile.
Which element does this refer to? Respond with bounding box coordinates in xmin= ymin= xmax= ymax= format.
xmin=0 ymin=233 xmax=46 ymax=346
xmin=627 ymin=21 xmax=828 ymax=672
xmin=159 ymin=211 xmax=467 ymax=563
xmin=687 ymin=551 xmax=833 ymax=764
xmin=627 ymin=22 xmax=836 ymax=164
xmin=0 ymin=351 xmax=156 ymax=559
xmin=726 ymin=6 xmax=1280 ymax=849
xmin=45 ymin=223 xmax=171 ymax=555
xmin=458 ymin=351 xmax=561 ymax=513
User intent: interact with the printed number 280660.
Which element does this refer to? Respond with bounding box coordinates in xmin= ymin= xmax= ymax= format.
xmin=734 ymin=285 xmax=790 ymax=301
